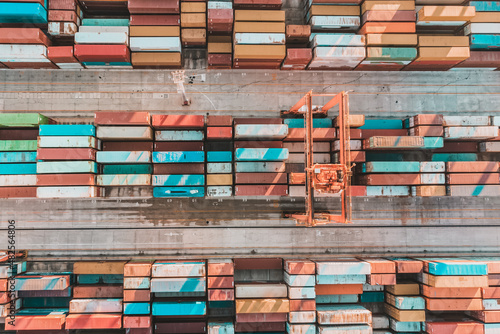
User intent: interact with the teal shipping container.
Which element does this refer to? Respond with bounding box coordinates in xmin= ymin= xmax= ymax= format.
xmin=311 ymin=34 xmax=365 ymax=47
xmin=427 ymin=261 xmax=488 ymax=276
xmin=0 ymin=152 xmax=37 ymax=163
xmin=77 ymin=274 xmax=123 ymax=284
xmin=366 ymin=186 xmax=410 ymax=196
xmin=386 ymin=294 xmax=425 ymax=309
xmin=359 ymin=292 xmax=383 ymax=303
xmin=102 ymin=164 xmax=153 ymax=174
xmin=284 ymin=273 xmax=316 ymax=287
xmin=152 ymin=174 xmax=205 ymax=186
xmin=431 ymin=153 xmax=478 ymax=162
xmin=152 ymin=301 xmax=206 ymax=316
xmin=208 ymin=321 xmax=235 ymax=334
xmin=37 ymin=161 xmax=98 ymax=174
xmin=317 ymin=294 xmax=359 ymax=304
xmin=316 ymin=274 xmax=367 ymax=285
xmin=360 ymin=119 xmax=403 ymax=129
xmin=234 ymin=124 xmax=288 ymax=139
xmin=207 ymin=151 xmax=232 ymax=162
xmin=153 ymin=186 xmax=205 ymax=198
xmin=423 ymin=137 xmax=444 ymax=149
xmin=286 ymin=324 xmax=315 ymax=334
xmin=0 ymin=3 xmax=47 ymax=24
xmin=22 ymin=297 xmax=72 ymax=308
xmin=470 ymin=35 xmax=500 ymax=50
xmin=0 ymin=163 xmax=37 ymax=175
xmin=470 ymin=1 xmax=500 ymax=11
xmin=39 ymin=125 xmax=96 ymax=136
xmin=151 ymin=277 xmax=206 ymax=294
xmin=82 ymin=18 xmax=130 ymax=26
xmin=96 ymin=151 xmax=151 ymax=164
xmin=97 ymin=174 xmax=151 ymax=186
xmin=123 ymin=303 xmax=151 ymax=315
xmin=235 ymin=148 xmax=289 ymax=161
xmin=390 ymin=319 xmax=421 ymax=332
xmin=284 ymin=118 xmax=333 ymax=128
xmin=15 ymin=308 xmax=68 ymax=316
xmin=155 ymin=131 xmax=204 ymax=141
xmin=153 ymin=151 xmax=204 ymax=163
xmin=365 ymin=48 xmax=417 ymax=61
xmin=83 ymin=62 xmax=133 ymax=68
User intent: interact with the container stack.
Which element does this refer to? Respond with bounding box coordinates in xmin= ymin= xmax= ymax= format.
xmin=0 ymin=0 xmax=48 ymax=27
xmin=208 ymin=36 xmax=233 ymax=69
xmin=207 ymin=259 xmax=235 ymax=320
xmin=233 ymin=10 xmax=286 ymax=69
xmin=234 ymin=119 xmax=289 ymax=196
xmin=206 ymin=115 xmax=234 ymax=197
xmin=0 ymin=113 xmax=47 ymax=199
xmin=95 ymin=112 xmax=153 ymax=198
xmin=445 ymin=161 xmax=500 ymax=196
xmin=36 ymin=124 xmax=100 ymax=199
xmin=333 ymin=114 xmax=366 ymax=165
xmin=234 ymin=258 xmax=288 ymax=334
xmin=406 ymin=5 xmax=475 ymax=70
xmin=480 ymin=116 xmax=500 ymax=154
xmin=420 ymin=259 xmax=486 ymax=333
xmin=66 ymin=261 xmax=125 ymax=331
xmin=359 ymin=283 xmax=385 ymax=329
xmin=357 ymin=0 xmax=417 ymax=70
xmin=315 ymin=260 xmax=373 ymax=334
xmin=443 ymin=115 xmax=499 ymax=141
xmin=181 ymin=1 xmax=207 ymax=48
xmin=6 ymin=271 xmax=70 ymax=332
xmin=128 ymin=0 xmax=182 ymax=68
xmin=151 ymin=261 xmax=207 ymax=332
xmin=282 ymin=25 xmax=312 ymax=70
xmin=0 ymin=261 xmax=25 ymax=320
xmin=284 ymin=260 xmax=316 ymax=334
xmin=0 ymin=27 xmax=54 ymax=69
xmin=305 ymin=0 xmax=361 ymax=32
xmin=74 ymin=18 xmax=132 ymax=69
xmin=384 ymin=282 xmax=424 ymax=334
xmin=47 ymin=0 xmax=82 ymax=43
xmin=152 ymin=115 xmax=206 ymax=198
xmin=48 ymin=46 xmax=84 ymax=69
xmin=123 ymin=261 xmax=153 ymax=334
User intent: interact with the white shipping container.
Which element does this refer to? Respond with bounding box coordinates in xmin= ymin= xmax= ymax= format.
xmin=420 ymin=173 xmax=446 ymax=184
xmin=0 ymin=45 xmax=48 ymax=61
xmin=444 ymin=126 xmax=499 ymax=139
xmin=443 ymin=115 xmax=490 ymax=126
xmin=129 ymin=37 xmax=181 ymax=52
xmin=310 ymin=16 xmax=361 ymax=30
xmin=38 ymin=136 xmax=98 ymax=148
xmin=234 ymin=33 xmax=286 ymax=45
xmin=75 ymin=32 xmax=129 ymax=45
xmin=420 ymin=161 xmax=446 ymax=173
xmin=0 ymin=175 xmax=37 ymax=187
xmin=235 ymin=284 xmax=287 ymax=298
xmin=464 ymin=23 xmax=500 ymax=35
xmin=96 ymin=126 xmax=153 ymax=141
xmin=78 ymin=26 xmax=130 ymax=33
xmin=480 ymin=142 xmax=500 ymax=152
xmin=312 ymin=34 xmax=365 ymax=47
xmin=56 ymin=63 xmax=84 ymax=69
xmin=48 ymin=22 xmax=78 ymax=37
xmin=36 ymin=186 xmax=101 ymax=198
xmin=333 ymin=140 xmax=363 ymax=151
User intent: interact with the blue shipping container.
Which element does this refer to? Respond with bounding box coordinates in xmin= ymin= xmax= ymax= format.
xmin=235 ymin=148 xmax=289 ymax=161
xmin=123 ymin=303 xmax=151 ymax=315
xmin=152 ymin=301 xmax=206 ymax=316
xmin=470 ymin=35 xmax=500 ymax=50
xmin=207 ymin=151 xmax=233 ymax=162
xmin=0 ymin=163 xmax=37 ymax=175
xmin=39 ymin=125 xmax=96 ymax=136
xmin=153 ymin=151 xmax=204 ymax=163
xmin=359 ymin=119 xmax=403 ymax=129
xmin=153 ymin=187 xmax=205 ymax=198
xmin=0 ymin=152 xmax=37 ymax=163
xmin=284 ymin=118 xmax=333 ymax=128
xmin=152 ymin=175 xmax=205 ymax=186
xmin=0 ymin=3 xmax=47 ymax=24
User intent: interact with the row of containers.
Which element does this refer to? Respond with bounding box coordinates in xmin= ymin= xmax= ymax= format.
xmin=0 ymin=0 xmax=499 ymax=70
xmin=2 ymin=257 xmax=500 ymax=333
xmin=0 ymin=112 xmax=500 ymax=198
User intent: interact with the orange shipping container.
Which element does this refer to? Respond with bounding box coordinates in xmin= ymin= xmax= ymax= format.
xmin=208 ymin=276 xmax=234 ymax=289
xmin=234 ymin=22 xmax=286 ymax=33
xmin=181 ymin=2 xmax=206 ymax=12
xmin=66 ymin=314 xmax=122 ymax=329
xmin=236 ymin=299 xmax=290 ymax=314
xmin=4 ymin=315 xmax=66 ymax=330
xmin=425 ymin=321 xmax=484 ymax=334
xmin=417 ymin=47 xmax=470 ymax=61
xmin=315 ymin=284 xmax=363 ymax=295
xmin=421 ymin=273 xmax=488 ymax=288
xmin=124 ymin=262 xmax=152 ymax=277
xmin=414 ymin=186 xmax=447 ymax=197
xmin=358 ymin=22 xmax=416 ymax=34
xmin=359 ymin=174 xmax=421 ymax=185
xmin=362 ymin=1 xmax=415 ymax=13
xmin=471 ymin=12 xmax=500 ymax=22
xmin=130 ymin=26 xmax=180 ymax=37
xmin=417 ymin=6 xmax=476 ymax=21
xmin=235 ymin=10 xmax=285 ymax=22
xmin=425 ymin=298 xmax=483 ymax=311
xmin=284 ymin=260 xmax=316 ymax=275
xmin=447 ymin=161 xmax=499 ymax=173
xmin=418 ymin=36 xmax=469 ymax=47
xmin=446 ymin=173 xmax=499 ymax=185
xmin=384 ymin=304 xmax=426 ymax=322
xmin=392 ymin=259 xmax=423 ymax=273
xmin=289 ymin=299 xmax=316 ymax=312
xmin=123 ymin=289 xmax=151 ymax=302
xmin=366 ymin=33 xmax=418 ymax=46
xmin=483 ymin=287 xmax=500 ymax=299
xmin=0 ymin=28 xmax=51 ymax=46
xmin=182 ymin=28 xmax=206 ymax=44
xmin=363 ymin=259 xmax=396 ymax=273
xmin=309 ymin=5 xmax=360 ymax=16
xmin=385 ymin=283 xmax=420 ymax=295
xmin=208 ymin=289 xmax=235 ymax=301
xmin=234 ymin=45 xmax=286 ymax=60
xmin=132 ymin=52 xmax=182 ymax=67
xmin=208 ymin=261 xmax=234 ymax=276
xmin=367 ymin=274 xmax=396 ymax=285
xmin=468 ymin=310 xmax=500 ymax=323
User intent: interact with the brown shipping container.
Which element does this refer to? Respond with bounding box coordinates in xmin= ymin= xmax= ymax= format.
xmin=130 ymin=15 xmax=180 ymax=26
xmin=362 ymin=10 xmax=416 ymax=22
xmin=409 ymin=126 xmax=444 ymax=137
xmin=455 ymin=51 xmax=500 ymax=68
xmin=130 ymin=26 xmax=180 ymax=37
xmin=234 ymin=0 xmax=283 ymax=9
xmin=208 ymin=54 xmax=232 ymax=68
xmin=182 ymin=28 xmax=206 ymax=45
xmin=128 ymin=0 xmax=180 ymax=14
xmin=207 ymin=115 xmax=232 ymax=127
xmin=446 ymin=173 xmax=499 ymax=185
xmin=207 ymin=276 xmax=234 ymax=289
xmin=235 ymin=323 xmax=285 ymax=332
xmin=411 ymin=114 xmax=443 ymax=126
xmin=154 ymin=142 xmax=204 ymax=151
xmin=153 ymin=163 xmax=205 ymax=174
xmin=73 ymin=285 xmax=123 ymax=298
xmin=433 ymin=141 xmax=478 ymax=153
xmin=0 ymin=187 xmax=37 ymax=198
xmin=283 ymin=48 xmax=312 ymax=64
xmin=49 ymin=0 xmax=80 ymax=10
xmin=234 ymin=22 xmax=285 ymax=33
xmin=235 ymin=173 xmax=288 ymax=184
xmin=234 ymin=258 xmax=282 ymax=270
xmin=234 ymin=141 xmax=283 ymax=149
xmin=36 ymin=174 xmax=96 ymax=186
xmin=95 ymin=112 xmax=150 ymax=125
xmin=0 ymin=28 xmax=51 ymax=46
xmin=446 ymin=161 xmax=499 ymax=173
xmin=285 ymin=25 xmax=311 ymax=42
xmin=132 ymin=52 xmax=182 ymax=67
xmin=155 ymin=322 xmax=206 ymax=334
xmin=309 ymin=5 xmax=360 ymax=16
xmin=0 ymin=129 xmax=38 ymax=140
xmin=48 ymin=10 xmax=80 ymax=24
xmin=235 ymin=185 xmax=288 ymax=196
xmin=359 ymin=174 xmax=421 ymax=185
xmin=5 ymin=62 xmax=59 ymax=70
xmin=37 ymin=148 xmax=97 ymax=160
xmin=123 ymin=289 xmax=151 ymax=302
xmin=102 ymin=142 xmax=154 ymax=151
xmin=236 ymin=313 xmax=287 ymax=323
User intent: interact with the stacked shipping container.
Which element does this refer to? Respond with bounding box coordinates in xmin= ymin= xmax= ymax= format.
xmin=206 ymin=115 xmax=234 ymax=197
xmin=123 ymin=261 xmax=153 ymax=334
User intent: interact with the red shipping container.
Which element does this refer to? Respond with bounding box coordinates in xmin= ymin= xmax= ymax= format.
xmin=362 ymin=10 xmax=416 ymax=23
xmin=207 ymin=127 xmax=233 ymax=140
xmin=283 ymin=48 xmax=312 ymax=65
xmin=49 ymin=0 xmax=80 ymax=10
xmin=6 ymin=62 xmax=58 ymax=70
xmin=233 ymin=0 xmax=282 ymax=9
xmin=358 ymin=22 xmax=416 ymax=34
xmin=359 ymin=174 xmax=421 ymax=185
xmin=154 ymin=142 xmax=204 ymax=151
xmin=236 ymin=313 xmax=288 ymax=323
xmin=392 ymin=259 xmax=423 ymax=273
xmin=74 ymin=285 xmax=123 ymax=298
xmin=363 ymin=258 xmax=396 ymax=274
xmin=37 ymin=148 xmax=96 ymax=161
xmin=425 ymin=321 xmax=484 ymax=334
xmin=233 ymin=61 xmax=281 ymax=69
xmin=123 ymin=289 xmax=151 ymax=302
xmin=351 ymin=185 xmax=367 ymax=196
xmin=0 ymin=129 xmax=38 ymax=140
xmin=235 ymin=172 xmax=288 ymax=184
xmin=103 ymin=141 xmax=154 ymax=151
xmin=124 ymin=262 xmax=152 ymax=277
xmin=361 ymin=129 xmax=408 ymax=138
xmin=48 ymin=46 xmax=79 ymax=63
xmin=48 ymin=10 xmax=80 ymax=24
xmin=411 ymin=114 xmax=443 ymax=126
xmin=289 ymin=173 xmax=305 ymax=185
xmin=483 ymin=287 xmax=500 ymax=299
xmin=17 ymin=331 xmax=69 ymax=334
xmin=284 ymin=260 xmax=315 ymax=275
xmin=128 ymin=0 xmax=179 ymax=14
xmin=234 ymin=141 xmax=283 ymax=149
xmin=0 ymin=187 xmax=37 ymax=198
xmin=0 ymin=28 xmax=51 ymax=46
xmin=74 ymin=45 xmax=131 ymax=63
xmin=5 ymin=315 xmax=66 ymax=330
xmin=234 ymin=258 xmax=282 ymax=270
xmin=285 ymin=128 xmax=336 ymax=141
xmin=235 ymin=184 xmax=288 ymax=196
xmin=207 ymin=115 xmax=233 ymax=127
xmin=446 ymin=173 xmax=499 ymax=185
xmin=66 ymin=314 xmax=122 ymax=329
xmin=155 ymin=322 xmax=206 ymax=334
xmin=130 ymin=15 xmax=180 ymax=26
xmin=469 ymin=310 xmax=500 ymax=323
xmin=316 ymin=284 xmax=363 ymax=296
xmin=208 ymin=54 xmax=232 ymax=69
xmin=95 ymin=111 xmax=150 ymax=125
xmin=234 ymin=118 xmax=283 ymax=125
xmin=153 ymin=163 xmax=205 ymax=174
xmin=235 ymin=322 xmax=285 ymax=332
xmin=207 ymin=276 xmax=234 ymax=289
xmin=289 ymin=299 xmax=316 ymax=312
xmin=367 ymin=274 xmax=396 ymax=285
xmin=446 ymin=162 xmax=499 ymax=173
xmin=350 ymin=151 xmax=366 ymax=163
xmin=152 ymin=115 xmax=204 ymax=129
xmin=36 ymin=174 xmax=96 ymax=186
xmin=208 ymin=261 xmax=234 ymax=276
xmin=208 ymin=289 xmax=234 ymax=301
xmin=433 ymin=141 xmax=478 ymax=153
xmin=123 ymin=316 xmax=151 ymax=328
xmin=455 ymin=51 xmax=500 ymax=68
xmin=409 ymin=126 xmax=444 ymax=137
xmin=208 ymin=9 xmax=233 ymax=24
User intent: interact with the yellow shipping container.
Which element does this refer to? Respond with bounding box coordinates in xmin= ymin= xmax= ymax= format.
xmin=235 ymin=10 xmax=285 ymax=22
xmin=130 ymin=26 xmax=180 ymax=37
xmin=417 ymin=6 xmax=476 ymax=21
xmin=366 ymin=33 xmax=418 ymax=46
xmin=309 ymin=5 xmax=360 ymax=16
xmin=362 ymin=1 xmax=415 ymax=14
xmin=234 ymin=45 xmax=286 ymax=60
xmin=234 ymin=21 xmax=286 ymax=33
xmin=181 ymin=2 xmax=206 ymax=13
xmin=417 ymin=47 xmax=470 ymax=61
xmin=385 ymin=304 xmax=426 ymax=322
xmin=207 ymin=174 xmax=233 ymax=186
xmin=181 ymin=13 xmax=206 ymax=28
xmin=208 ymin=42 xmax=232 ymax=54
xmin=73 ymin=261 xmax=126 ymax=275
xmin=418 ymin=36 xmax=469 ymax=47
xmin=131 ymin=53 xmax=182 ymax=66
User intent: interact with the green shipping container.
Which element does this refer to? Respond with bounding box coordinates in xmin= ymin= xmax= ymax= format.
xmin=0 ymin=140 xmax=38 ymax=151
xmin=0 ymin=113 xmax=50 ymax=128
